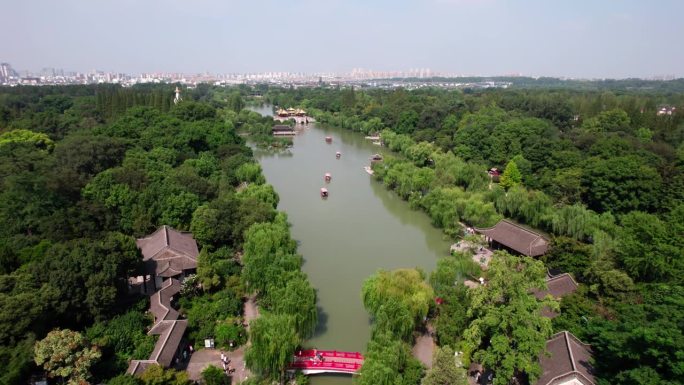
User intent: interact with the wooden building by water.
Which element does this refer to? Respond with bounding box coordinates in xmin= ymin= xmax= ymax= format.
xmin=475 ymin=219 xmax=549 ymax=257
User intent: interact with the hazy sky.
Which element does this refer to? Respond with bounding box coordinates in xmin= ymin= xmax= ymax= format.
xmin=3 ymin=0 xmax=683 ymax=78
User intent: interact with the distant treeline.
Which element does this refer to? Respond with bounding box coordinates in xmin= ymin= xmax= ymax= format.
xmin=373 ymin=76 xmax=684 ymax=92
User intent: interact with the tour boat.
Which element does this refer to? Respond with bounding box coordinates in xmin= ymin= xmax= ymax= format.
xmin=320 ymin=187 xmax=329 ymax=198
xmin=324 ymin=173 xmax=332 ymax=182
xmin=325 ymin=136 xmax=333 ymax=143
xmin=370 ymin=153 xmax=383 ymax=162
xmin=336 ymin=151 xmax=341 ymax=159
xmin=364 ymin=166 xmax=374 ymax=175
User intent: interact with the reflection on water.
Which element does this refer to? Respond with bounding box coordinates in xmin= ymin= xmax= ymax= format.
xmin=246 ymin=104 xmax=274 ymax=116
xmin=369 ymin=181 xmax=449 ymax=256
xmin=250 ymin=108 xmax=451 ymax=385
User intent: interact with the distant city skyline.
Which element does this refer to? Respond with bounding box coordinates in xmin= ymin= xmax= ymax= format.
xmin=3 ymin=63 xmax=680 ymax=82
xmin=3 ymin=0 xmax=684 ymax=79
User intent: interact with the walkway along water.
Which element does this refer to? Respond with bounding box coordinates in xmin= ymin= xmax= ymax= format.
xmin=251 ymin=106 xmax=451 ymax=385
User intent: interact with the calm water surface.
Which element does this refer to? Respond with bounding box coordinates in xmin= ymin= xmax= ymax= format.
xmin=249 ymin=105 xmax=451 ymax=385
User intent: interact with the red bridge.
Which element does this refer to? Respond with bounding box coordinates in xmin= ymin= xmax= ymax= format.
xmin=287 ymin=349 xmax=364 ymax=375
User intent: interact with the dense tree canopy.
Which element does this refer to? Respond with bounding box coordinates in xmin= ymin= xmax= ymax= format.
xmin=138 ymin=364 xmax=191 ymax=385
xmin=362 ymin=268 xmax=435 ymax=327
xmin=2 ymin=82 xmax=683 ymax=385
xmin=356 ymin=332 xmax=424 ymax=385
xmin=422 ymin=346 xmax=468 ymax=385
xmin=245 ymin=313 xmax=300 ymax=381
xmin=499 ymin=159 xmax=522 ymax=190
xmin=0 ymin=85 xmax=315 ymax=384
xmin=263 ymin=83 xmax=684 ymax=385
xmin=359 ymin=268 xmax=433 ymax=385
xmin=34 ymin=329 xmax=101 ymax=385
xmin=463 ymin=252 xmax=557 ymax=385
xmin=240 ymin=212 xmax=317 ymax=379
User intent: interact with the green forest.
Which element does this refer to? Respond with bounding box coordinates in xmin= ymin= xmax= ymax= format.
xmin=1 ymin=82 xmax=683 ymax=385
xmin=263 ymin=84 xmax=684 ymax=385
xmin=0 ymin=85 xmax=315 ymax=385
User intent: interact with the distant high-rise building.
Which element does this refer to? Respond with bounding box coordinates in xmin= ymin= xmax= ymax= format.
xmin=0 ymin=62 xmax=18 ymax=82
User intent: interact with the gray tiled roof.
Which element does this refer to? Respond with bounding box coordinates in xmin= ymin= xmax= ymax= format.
xmin=533 ymin=273 xmax=579 ymax=318
xmin=127 ymin=226 xmax=198 ymax=376
xmin=476 ymin=220 xmax=549 ymax=257
xmin=136 ymin=226 xmax=198 ymax=277
xmin=126 ymin=360 xmax=156 ymax=376
xmin=126 ymin=277 xmax=187 ymax=376
xmin=127 ymin=320 xmax=188 ymax=373
xmin=533 ymin=273 xmax=578 ymax=300
xmin=537 ymin=331 xmax=595 ymax=385
xmin=149 ymin=320 xmax=188 ymax=367
xmin=137 ymin=225 xmax=199 ymax=261
xmin=149 ymin=278 xmax=181 ymax=324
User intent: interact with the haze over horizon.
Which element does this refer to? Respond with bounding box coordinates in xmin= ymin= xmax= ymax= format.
xmin=3 ymin=0 xmax=683 ymax=78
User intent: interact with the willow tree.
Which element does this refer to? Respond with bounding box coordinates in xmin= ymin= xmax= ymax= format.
xmin=245 ymin=313 xmax=300 ymax=381
xmin=362 ymin=268 xmax=435 ymax=330
xmin=235 ymin=162 xmax=266 ymax=185
xmin=422 ymin=346 xmax=468 ymax=385
xmin=241 ymin=215 xmax=298 ymax=294
xmin=370 ymin=298 xmax=414 ymax=341
xmin=356 ymin=332 xmax=422 ymax=385
xmin=227 ymin=92 xmax=245 ymax=113
xmin=494 ymin=184 xmax=527 ymax=218
xmin=264 ymin=273 xmax=318 ymax=338
xmin=404 ymin=141 xmax=435 ymax=167
xmin=463 ymin=251 xmax=557 ymax=385
xmin=360 ymin=269 xmax=432 ymax=385
xmin=551 ymin=204 xmax=595 ymax=240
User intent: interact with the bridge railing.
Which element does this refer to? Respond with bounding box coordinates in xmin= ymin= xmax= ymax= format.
xmin=294 ymin=349 xmax=364 ymax=360
xmin=288 ymin=360 xmax=362 ymax=372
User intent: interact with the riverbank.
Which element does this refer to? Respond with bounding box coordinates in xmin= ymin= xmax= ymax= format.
xmin=250 ymin=107 xmax=451 ymax=385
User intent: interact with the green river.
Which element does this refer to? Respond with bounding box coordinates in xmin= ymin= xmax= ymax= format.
xmin=250 ymin=105 xmax=451 ymax=384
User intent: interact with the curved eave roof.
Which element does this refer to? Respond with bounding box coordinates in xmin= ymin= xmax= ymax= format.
xmin=476 ymin=219 xmax=549 ymax=257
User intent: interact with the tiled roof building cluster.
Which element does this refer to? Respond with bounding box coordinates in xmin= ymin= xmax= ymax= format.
xmin=469 ymin=220 xmax=592 ymax=384
xmin=469 ymin=331 xmax=595 ymax=385
xmin=127 ymin=226 xmax=198 ymax=376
